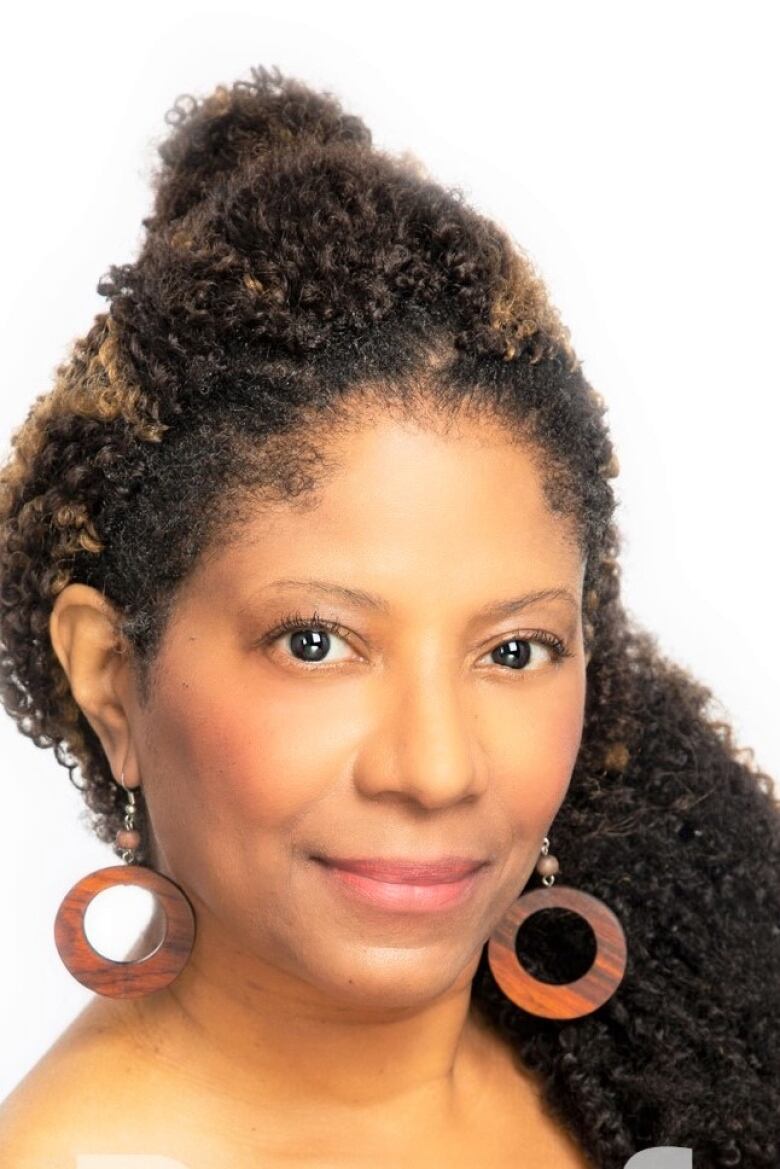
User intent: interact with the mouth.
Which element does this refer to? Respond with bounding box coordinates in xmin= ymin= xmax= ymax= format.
xmin=311 ymin=856 xmax=488 ymax=883
xmin=311 ymin=856 xmax=490 ymax=914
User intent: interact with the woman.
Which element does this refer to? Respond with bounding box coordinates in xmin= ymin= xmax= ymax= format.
xmin=0 ymin=64 xmax=777 ymax=1168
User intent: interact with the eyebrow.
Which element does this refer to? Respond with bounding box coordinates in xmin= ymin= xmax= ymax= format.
xmin=258 ymin=578 xmax=579 ymax=621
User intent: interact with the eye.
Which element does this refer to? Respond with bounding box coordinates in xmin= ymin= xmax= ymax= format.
xmin=260 ymin=609 xmax=573 ymax=672
xmin=484 ymin=631 xmax=572 ymax=672
xmin=261 ymin=609 xmax=358 ymax=666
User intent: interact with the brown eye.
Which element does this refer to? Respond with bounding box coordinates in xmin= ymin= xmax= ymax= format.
xmin=262 ymin=610 xmax=357 ymax=666
xmin=489 ymin=638 xmax=533 ymax=669
xmin=482 ymin=632 xmax=570 ymax=672
xmin=283 ymin=626 xmax=353 ymax=664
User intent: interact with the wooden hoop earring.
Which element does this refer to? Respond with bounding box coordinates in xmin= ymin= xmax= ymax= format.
xmin=487 ymin=838 xmax=627 ymax=1020
xmin=53 ymin=774 xmax=196 ymax=999
xmin=54 ymin=864 xmax=196 ymax=998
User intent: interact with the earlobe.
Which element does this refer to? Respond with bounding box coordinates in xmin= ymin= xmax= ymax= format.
xmin=48 ymin=583 xmax=133 ymax=779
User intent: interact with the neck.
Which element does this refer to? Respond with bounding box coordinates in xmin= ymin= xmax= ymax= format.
xmin=119 ymin=886 xmax=501 ymax=1138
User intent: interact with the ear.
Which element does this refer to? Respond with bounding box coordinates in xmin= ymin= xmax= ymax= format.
xmin=48 ymin=583 xmax=141 ymax=788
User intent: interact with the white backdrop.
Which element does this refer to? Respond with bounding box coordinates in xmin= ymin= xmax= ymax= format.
xmin=1 ymin=0 xmax=777 ymax=1104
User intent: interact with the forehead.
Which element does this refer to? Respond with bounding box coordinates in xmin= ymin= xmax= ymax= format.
xmin=193 ymin=414 xmax=584 ymax=613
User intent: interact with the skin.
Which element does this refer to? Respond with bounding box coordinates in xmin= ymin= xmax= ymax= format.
xmin=6 ymin=411 xmax=593 ymax=1167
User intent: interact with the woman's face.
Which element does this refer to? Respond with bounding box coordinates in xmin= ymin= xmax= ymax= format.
xmin=125 ymin=411 xmax=587 ymax=1010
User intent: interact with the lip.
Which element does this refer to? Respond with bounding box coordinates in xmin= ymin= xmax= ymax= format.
xmin=312 ymin=857 xmax=489 ymax=914
xmin=312 ymin=856 xmax=487 ymax=883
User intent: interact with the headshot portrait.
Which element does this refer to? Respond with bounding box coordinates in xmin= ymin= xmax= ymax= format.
xmin=0 ymin=6 xmax=777 ymax=1168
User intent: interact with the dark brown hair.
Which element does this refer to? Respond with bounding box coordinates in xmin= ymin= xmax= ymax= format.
xmin=1 ymin=65 xmax=777 ymax=1167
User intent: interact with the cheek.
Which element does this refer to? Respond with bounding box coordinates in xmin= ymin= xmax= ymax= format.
xmin=487 ymin=668 xmax=585 ymax=829
xmin=142 ymin=664 xmax=351 ymax=841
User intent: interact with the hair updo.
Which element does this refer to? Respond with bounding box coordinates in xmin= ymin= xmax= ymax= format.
xmin=1 ymin=63 xmax=778 ymax=1166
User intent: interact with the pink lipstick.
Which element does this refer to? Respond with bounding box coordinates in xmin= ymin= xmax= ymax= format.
xmin=312 ymin=855 xmax=489 ymax=913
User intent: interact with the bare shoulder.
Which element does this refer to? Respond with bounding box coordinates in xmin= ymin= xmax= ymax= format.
xmin=464 ymin=1008 xmax=596 ymax=1169
xmin=0 ymin=998 xmax=248 ymax=1169
xmin=0 ymin=998 xmax=157 ymax=1168
xmin=0 ymin=1053 xmax=97 ymax=1168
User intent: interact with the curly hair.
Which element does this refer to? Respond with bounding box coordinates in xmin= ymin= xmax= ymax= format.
xmin=1 ymin=64 xmax=778 ymax=1168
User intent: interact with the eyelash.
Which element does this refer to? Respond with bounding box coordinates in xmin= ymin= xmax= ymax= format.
xmin=261 ymin=607 xmax=573 ymax=668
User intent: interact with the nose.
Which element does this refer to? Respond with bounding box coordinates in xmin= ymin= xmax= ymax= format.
xmin=353 ymin=667 xmax=489 ymax=809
